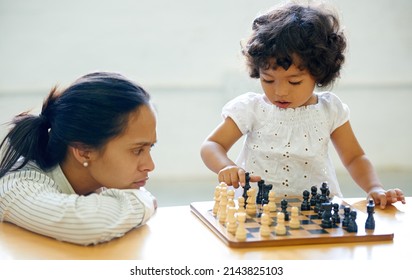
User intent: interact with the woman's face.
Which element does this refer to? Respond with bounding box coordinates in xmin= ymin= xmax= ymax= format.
xmin=88 ymin=104 xmax=157 ymax=190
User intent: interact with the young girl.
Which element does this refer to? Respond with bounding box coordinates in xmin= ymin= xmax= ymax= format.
xmin=0 ymin=72 xmax=157 ymax=245
xmin=200 ymin=2 xmax=405 ymax=209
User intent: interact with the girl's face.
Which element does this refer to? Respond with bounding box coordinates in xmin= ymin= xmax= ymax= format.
xmin=88 ymin=104 xmax=157 ymax=190
xmin=259 ymin=63 xmax=317 ymax=109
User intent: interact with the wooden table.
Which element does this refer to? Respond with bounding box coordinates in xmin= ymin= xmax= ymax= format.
xmin=0 ymin=198 xmax=409 ymax=260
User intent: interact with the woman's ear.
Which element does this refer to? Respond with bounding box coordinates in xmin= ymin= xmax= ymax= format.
xmin=69 ymin=143 xmax=92 ymax=167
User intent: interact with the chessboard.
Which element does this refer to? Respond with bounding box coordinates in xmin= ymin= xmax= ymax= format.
xmin=190 ymin=195 xmax=394 ymax=248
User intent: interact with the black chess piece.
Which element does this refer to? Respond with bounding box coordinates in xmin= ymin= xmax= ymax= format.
xmin=365 ymin=199 xmax=376 ymax=230
xmin=256 ymin=180 xmax=265 ymax=205
xmin=263 ymin=183 xmax=273 ymax=204
xmin=256 ymin=179 xmax=272 ymax=205
xmin=320 ymin=182 xmax=330 ymax=203
xmin=321 ymin=202 xmax=333 ymax=228
xmin=342 ymin=205 xmax=351 ymax=227
xmin=347 ymin=210 xmax=358 ymax=233
xmin=242 ymin=172 xmax=251 ymax=205
xmin=301 ymin=190 xmax=311 ymax=211
xmin=281 ymin=197 xmax=290 ymax=221
xmin=331 ymin=203 xmax=341 ymax=224
xmin=310 ymin=186 xmax=318 ymax=206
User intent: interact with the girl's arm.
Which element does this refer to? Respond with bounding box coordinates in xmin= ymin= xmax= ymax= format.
xmin=200 ymin=117 xmax=260 ymax=187
xmin=331 ymin=121 xmax=405 ymax=208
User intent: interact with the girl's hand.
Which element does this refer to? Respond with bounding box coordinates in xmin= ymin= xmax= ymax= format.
xmin=368 ymin=187 xmax=406 ymax=209
xmin=218 ymin=165 xmax=261 ymax=188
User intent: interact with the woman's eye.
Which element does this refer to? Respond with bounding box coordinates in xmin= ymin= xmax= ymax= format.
xmin=262 ymin=79 xmax=274 ymax=84
xmin=289 ymin=81 xmax=302 ymax=85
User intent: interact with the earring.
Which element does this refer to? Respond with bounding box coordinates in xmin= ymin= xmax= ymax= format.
xmin=83 ymin=161 xmax=89 ymax=167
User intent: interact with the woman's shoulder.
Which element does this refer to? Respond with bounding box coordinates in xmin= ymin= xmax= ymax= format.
xmin=1 ymin=161 xmax=56 ymax=188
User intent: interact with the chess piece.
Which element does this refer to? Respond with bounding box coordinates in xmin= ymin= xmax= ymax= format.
xmin=226 ymin=207 xmax=237 ymax=235
xmin=274 ymin=212 xmax=287 ymax=235
xmin=365 ymin=199 xmax=375 ymax=230
xmin=212 ymin=185 xmax=221 ymax=216
xmin=320 ymin=182 xmax=330 ymax=203
xmin=301 ymin=190 xmax=311 ymax=211
xmin=321 ymin=202 xmax=333 ymax=228
xmin=310 ymin=186 xmax=318 ymax=206
xmin=237 ymin=196 xmax=245 ymax=213
xmin=218 ymin=189 xmax=228 ymax=223
xmin=262 ymin=204 xmax=271 ymax=226
xmin=259 ymin=213 xmax=271 ymax=237
xmin=242 ymin=172 xmax=251 ymax=204
xmin=246 ymin=188 xmax=257 ymax=217
xmin=332 ymin=203 xmax=341 ymax=224
xmin=347 ymin=210 xmax=358 ymax=233
xmin=268 ymin=190 xmax=277 ymax=212
xmin=342 ymin=205 xmax=351 ymax=227
xmin=280 ymin=197 xmax=289 ymax=221
xmin=235 ymin=212 xmax=247 ymax=241
xmin=289 ymin=206 xmax=300 ymax=229
xmin=257 ymin=180 xmax=265 ymax=205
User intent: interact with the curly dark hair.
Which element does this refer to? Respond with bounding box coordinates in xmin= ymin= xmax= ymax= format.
xmin=242 ymin=2 xmax=346 ymax=87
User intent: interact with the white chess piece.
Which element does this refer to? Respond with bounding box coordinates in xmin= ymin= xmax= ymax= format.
xmin=218 ymin=189 xmax=228 ymax=224
xmin=237 ymin=196 xmax=245 ymax=213
xmin=268 ymin=190 xmax=277 ymax=212
xmin=226 ymin=207 xmax=237 ymax=235
xmin=259 ymin=213 xmax=271 ymax=237
xmin=235 ymin=212 xmax=247 ymax=241
xmin=212 ymin=185 xmax=221 ymax=216
xmin=275 ymin=212 xmax=287 ymax=235
xmin=289 ymin=206 xmax=300 ymax=229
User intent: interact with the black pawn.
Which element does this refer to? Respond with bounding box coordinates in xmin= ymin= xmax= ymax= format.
xmin=301 ymin=190 xmax=311 ymax=211
xmin=365 ymin=199 xmax=376 ymax=230
xmin=310 ymin=186 xmax=318 ymax=206
xmin=347 ymin=210 xmax=358 ymax=233
xmin=342 ymin=206 xmax=351 ymax=227
xmin=331 ymin=203 xmax=341 ymax=224
xmin=281 ymin=197 xmax=290 ymax=221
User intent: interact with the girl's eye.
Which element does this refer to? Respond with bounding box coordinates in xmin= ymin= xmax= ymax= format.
xmin=289 ymin=81 xmax=302 ymax=85
xmin=262 ymin=79 xmax=274 ymax=84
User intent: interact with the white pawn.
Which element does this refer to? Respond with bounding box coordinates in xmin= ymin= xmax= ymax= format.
xmin=275 ymin=212 xmax=287 ymax=235
xmin=212 ymin=185 xmax=221 ymax=216
xmin=237 ymin=196 xmax=245 ymax=213
xmin=226 ymin=207 xmax=237 ymax=235
xmin=262 ymin=204 xmax=271 ymax=226
xmin=289 ymin=206 xmax=300 ymax=229
xmin=259 ymin=213 xmax=271 ymax=237
xmin=235 ymin=212 xmax=247 ymax=241
xmin=218 ymin=189 xmax=228 ymax=223
xmin=268 ymin=190 xmax=277 ymax=212
xmin=246 ymin=188 xmax=257 ymax=216
xmin=227 ymin=189 xmax=235 ymax=202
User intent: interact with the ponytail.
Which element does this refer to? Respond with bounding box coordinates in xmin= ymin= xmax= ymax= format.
xmin=0 ymin=113 xmax=50 ymax=178
xmin=0 ymin=87 xmax=58 ymax=178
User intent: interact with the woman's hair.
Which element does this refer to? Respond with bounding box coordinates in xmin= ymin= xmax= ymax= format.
xmin=0 ymin=72 xmax=151 ymax=178
xmin=242 ymin=2 xmax=346 ymax=87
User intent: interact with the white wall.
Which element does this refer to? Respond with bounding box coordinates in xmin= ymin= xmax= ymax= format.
xmin=1 ymin=0 xmax=411 ymax=182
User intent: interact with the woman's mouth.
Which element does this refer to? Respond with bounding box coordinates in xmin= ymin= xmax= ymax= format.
xmin=132 ymin=177 xmax=149 ymax=188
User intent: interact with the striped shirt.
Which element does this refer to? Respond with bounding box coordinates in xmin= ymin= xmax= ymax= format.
xmin=0 ymin=162 xmax=156 ymax=245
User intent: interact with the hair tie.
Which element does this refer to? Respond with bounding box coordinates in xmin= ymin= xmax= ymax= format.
xmin=38 ymin=113 xmax=51 ymax=128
